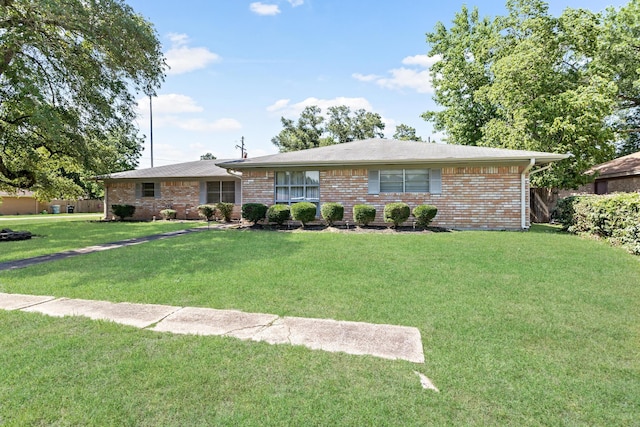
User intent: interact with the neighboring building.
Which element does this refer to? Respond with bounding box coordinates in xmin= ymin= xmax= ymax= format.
xmin=0 ymin=191 xmax=47 ymax=215
xmin=217 ymin=139 xmax=567 ymax=230
xmin=585 ymin=150 xmax=640 ymax=194
xmin=99 ymin=160 xmax=241 ymax=220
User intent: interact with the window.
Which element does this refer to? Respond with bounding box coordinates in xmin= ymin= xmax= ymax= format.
xmin=275 ymin=171 xmax=320 ymax=210
xmin=368 ymin=169 xmax=441 ymax=194
xmin=136 ymin=182 xmax=160 ymax=198
xmin=207 ymin=181 xmax=235 ymax=203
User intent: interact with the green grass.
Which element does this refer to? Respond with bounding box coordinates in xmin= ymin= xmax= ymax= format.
xmin=0 ymin=218 xmax=207 ymax=262
xmin=0 ymin=224 xmax=639 ymax=425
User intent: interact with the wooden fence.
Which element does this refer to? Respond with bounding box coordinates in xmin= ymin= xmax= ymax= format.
xmin=530 ymin=188 xmax=560 ymax=223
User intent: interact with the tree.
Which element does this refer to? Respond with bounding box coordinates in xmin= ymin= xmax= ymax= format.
xmin=393 ymin=124 xmax=423 ymax=141
xmin=271 ymin=105 xmax=385 ymax=152
xmin=0 ymin=0 xmax=165 ymax=200
xmin=597 ymin=0 xmax=640 ymax=155
xmin=200 ymin=153 xmax=217 ymax=160
xmin=423 ymin=0 xmax=624 ymax=188
xmin=271 ymin=105 xmax=325 ymax=152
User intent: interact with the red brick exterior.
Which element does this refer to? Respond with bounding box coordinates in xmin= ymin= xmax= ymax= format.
xmin=104 ymin=180 xmax=241 ymax=220
xmin=242 ymin=166 xmax=530 ymax=229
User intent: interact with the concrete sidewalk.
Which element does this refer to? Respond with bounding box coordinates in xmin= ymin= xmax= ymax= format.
xmin=0 ymin=292 xmax=425 ymax=363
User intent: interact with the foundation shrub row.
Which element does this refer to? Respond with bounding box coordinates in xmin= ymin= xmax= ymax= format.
xmin=242 ymin=202 xmax=438 ymax=228
xmin=196 ymin=203 xmax=234 ymax=222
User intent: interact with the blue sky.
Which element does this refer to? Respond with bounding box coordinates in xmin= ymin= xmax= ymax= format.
xmin=127 ymin=0 xmax=625 ymax=168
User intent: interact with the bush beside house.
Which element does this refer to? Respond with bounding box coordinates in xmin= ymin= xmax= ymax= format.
xmin=553 ymin=193 xmax=640 ymax=254
xmin=321 ymin=202 xmax=344 ymax=226
xmin=353 ymin=204 xmax=376 ymax=227
xmin=242 ymin=203 xmax=268 ymax=225
xmin=413 ymin=204 xmax=438 ymax=228
xmin=291 ymin=202 xmax=317 ymax=227
xmin=111 ymin=204 xmax=135 ymax=220
xmin=384 ymin=202 xmax=411 ymax=228
xmin=267 ymin=204 xmax=291 ymax=226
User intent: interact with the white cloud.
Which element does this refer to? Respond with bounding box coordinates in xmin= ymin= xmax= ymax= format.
xmin=250 ymin=2 xmax=281 ymax=15
xmin=376 ymin=68 xmax=433 ymax=94
xmin=164 ymin=33 xmax=220 ymax=75
xmin=177 ymin=118 xmax=242 ymax=132
xmin=288 ymin=0 xmax=304 ymax=6
xmin=267 ymin=97 xmax=375 ymax=117
xmin=141 ymin=94 xmax=204 ymax=114
xmin=354 ymin=54 xmax=440 ymax=94
xmin=401 ymin=54 xmax=441 ymax=68
xmin=352 ymin=73 xmax=381 ymax=82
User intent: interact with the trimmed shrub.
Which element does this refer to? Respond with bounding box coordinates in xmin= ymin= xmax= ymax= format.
xmin=321 ymin=202 xmax=344 ymax=226
xmin=242 ymin=203 xmax=267 ymax=225
xmin=384 ymin=202 xmax=411 ymax=228
xmin=291 ymin=202 xmax=317 ymax=226
xmin=111 ymin=204 xmax=135 ymax=220
xmin=197 ymin=204 xmax=216 ymax=221
xmin=216 ymin=202 xmax=234 ymax=222
xmin=267 ymin=204 xmax=291 ymax=226
xmin=553 ymin=193 xmax=640 ymax=255
xmin=159 ymin=209 xmax=176 ymax=220
xmin=353 ymin=204 xmax=376 ymax=227
xmin=413 ymin=204 xmax=438 ymax=228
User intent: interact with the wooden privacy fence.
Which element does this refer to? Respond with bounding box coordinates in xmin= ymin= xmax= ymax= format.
xmin=530 ymin=188 xmax=559 ymax=223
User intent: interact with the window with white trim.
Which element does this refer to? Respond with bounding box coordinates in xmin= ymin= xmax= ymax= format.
xmin=368 ymin=169 xmax=441 ymax=194
xmin=274 ymin=171 xmax=320 ymax=209
xmin=207 ymin=181 xmax=235 ymax=203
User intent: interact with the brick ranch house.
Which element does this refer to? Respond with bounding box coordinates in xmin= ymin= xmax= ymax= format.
xmin=216 ymin=139 xmax=568 ymax=230
xmin=585 ymin=150 xmax=640 ymax=194
xmin=99 ymin=160 xmax=241 ymax=220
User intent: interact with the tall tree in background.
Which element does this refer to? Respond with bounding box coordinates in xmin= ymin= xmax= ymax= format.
xmin=0 ymin=0 xmax=165 ymax=199
xmin=423 ymin=0 xmax=631 ymax=188
xmin=272 ymin=105 xmax=385 ymax=152
xmin=200 ymin=153 xmax=217 ymax=160
xmin=393 ymin=124 xmax=423 ymax=141
xmin=598 ymin=0 xmax=640 ymax=155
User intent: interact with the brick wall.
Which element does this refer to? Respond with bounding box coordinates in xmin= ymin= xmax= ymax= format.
xmin=241 ymin=166 xmax=529 ymax=229
xmin=104 ymin=180 xmax=241 ymax=220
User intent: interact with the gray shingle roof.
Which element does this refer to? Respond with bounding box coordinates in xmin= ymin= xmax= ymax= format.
xmin=98 ymin=159 xmax=240 ymax=180
xmin=216 ymin=139 xmax=569 ymax=169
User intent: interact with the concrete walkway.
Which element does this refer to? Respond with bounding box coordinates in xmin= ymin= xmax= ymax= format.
xmin=0 ymin=226 xmax=231 ymax=271
xmin=0 ymin=292 xmax=425 ymax=363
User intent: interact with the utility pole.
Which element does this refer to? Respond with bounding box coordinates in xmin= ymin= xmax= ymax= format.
xmin=235 ymin=136 xmax=247 ymax=158
xmin=149 ymin=94 xmax=154 ymax=168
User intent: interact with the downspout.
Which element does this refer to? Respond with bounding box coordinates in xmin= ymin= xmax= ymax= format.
xmin=521 ymin=159 xmax=535 ymax=229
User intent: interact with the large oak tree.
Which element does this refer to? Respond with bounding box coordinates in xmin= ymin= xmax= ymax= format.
xmin=0 ymin=0 xmax=165 ymax=199
xmin=423 ymin=0 xmax=639 ymax=188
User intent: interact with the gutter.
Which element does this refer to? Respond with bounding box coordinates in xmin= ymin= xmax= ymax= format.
xmin=521 ymin=158 xmax=535 ymax=229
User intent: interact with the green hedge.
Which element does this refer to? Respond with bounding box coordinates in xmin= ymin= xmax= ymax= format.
xmin=384 ymin=202 xmax=411 ymax=228
xmin=216 ymin=202 xmax=234 ymax=222
xmin=242 ymin=203 xmax=267 ymax=225
xmin=353 ymin=204 xmax=376 ymax=226
xmin=291 ymin=202 xmax=317 ymax=226
xmin=267 ymin=204 xmax=291 ymax=226
xmin=197 ymin=204 xmax=216 ymax=221
xmin=553 ymin=193 xmax=640 ymax=255
xmin=159 ymin=209 xmax=176 ymax=220
xmin=111 ymin=204 xmax=135 ymax=220
xmin=413 ymin=204 xmax=438 ymax=228
xmin=321 ymin=202 xmax=344 ymax=226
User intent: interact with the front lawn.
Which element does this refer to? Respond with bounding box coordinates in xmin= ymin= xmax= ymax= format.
xmin=0 ymin=226 xmax=638 ymax=425
xmin=0 ymin=218 xmax=207 ymax=262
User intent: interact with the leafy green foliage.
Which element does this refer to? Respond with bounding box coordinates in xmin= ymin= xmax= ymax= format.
xmin=111 ymin=204 xmax=135 ymax=221
xmin=159 ymin=209 xmax=176 ymax=220
xmin=271 ymin=105 xmax=385 ymax=152
xmin=266 ymin=204 xmax=291 ymax=226
xmin=197 ymin=205 xmax=216 ymax=221
xmin=200 ymin=153 xmax=217 ymax=160
xmin=383 ymin=202 xmax=411 ymax=228
xmin=352 ymin=204 xmax=376 ymax=227
xmin=423 ymin=0 xmax=634 ymax=188
xmin=412 ymin=204 xmax=438 ymax=228
xmin=553 ymin=193 xmax=640 ymax=254
xmin=392 ymin=124 xmax=423 ymax=141
xmin=216 ymin=202 xmax=234 ymax=222
xmin=241 ymin=203 xmax=267 ymax=225
xmin=320 ymin=202 xmax=344 ymax=226
xmin=290 ymin=202 xmax=317 ymax=226
xmin=0 ymin=0 xmax=165 ymax=199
